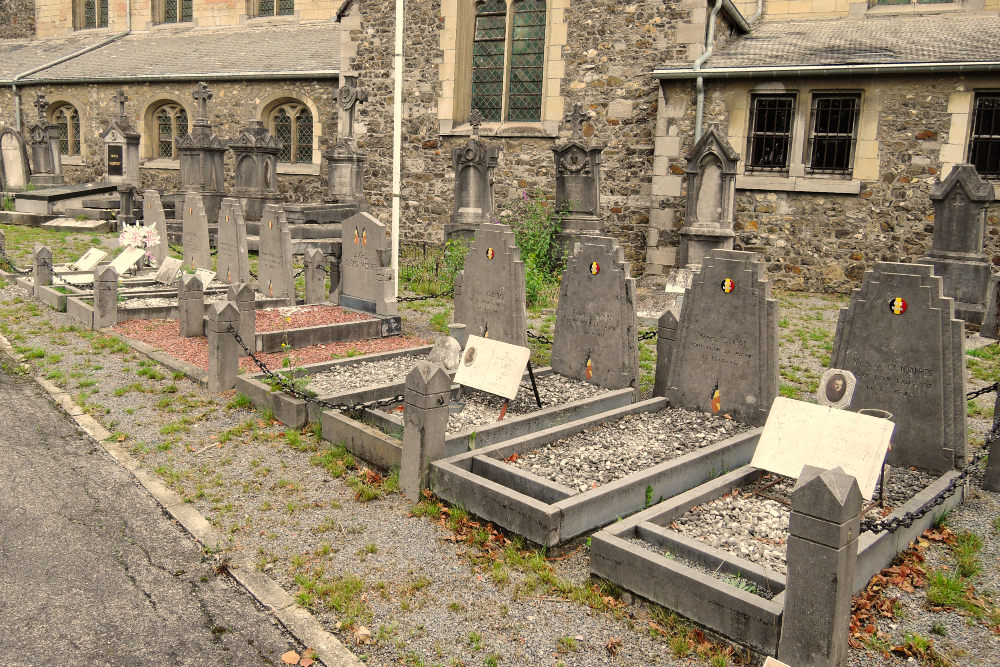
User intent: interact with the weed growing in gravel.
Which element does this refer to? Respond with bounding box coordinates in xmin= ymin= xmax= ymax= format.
xmin=226 ymin=393 xmax=253 ymax=410
xmin=931 ymin=621 xmax=947 ymax=636
xmin=953 ymin=531 xmax=983 ymax=578
xmin=926 ymin=570 xmax=975 ymax=611
xmin=467 ymin=631 xmax=484 ymax=651
xmin=993 ymin=516 xmax=1000 ymax=533
xmin=138 ymin=366 xmax=165 ymax=381
xmin=900 ymin=632 xmax=952 ymax=667
xmin=555 ymin=636 xmax=578 ymax=654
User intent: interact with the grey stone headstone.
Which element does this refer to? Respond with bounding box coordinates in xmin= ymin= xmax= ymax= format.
xmin=663 ymin=250 xmax=778 ymax=426
xmin=304 ymin=248 xmax=326 ymax=304
xmin=257 ymin=204 xmax=294 ymax=301
xmin=340 ymin=212 xmax=387 ymax=306
xmin=552 ymin=104 xmax=603 ymax=235
xmin=678 ymin=127 xmax=738 ymax=267
xmin=830 ymin=262 xmax=966 ymax=473
xmin=551 ymin=236 xmax=638 ymax=391
xmin=981 ymin=275 xmax=1000 ymax=340
xmin=216 ymin=197 xmax=251 ymax=285
xmin=428 ymin=336 xmax=462 ymax=373
xmin=143 ymin=189 xmax=169 ymax=268
xmin=0 ymin=127 xmax=30 ymax=190
xmin=453 ymin=223 xmax=528 ymax=347
xmin=178 ymin=273 xmax=205 ymax=338
xmin=154 ymin=257 xmax=183 ymax=286
xmin=182 ymin=191 xmax=211 ymax=270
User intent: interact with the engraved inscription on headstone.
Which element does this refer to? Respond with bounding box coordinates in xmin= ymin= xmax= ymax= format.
xmin=182 ymin=192 xmax=212 ymax=270
xmin=106 ymin=144 xmax=123 ymax=177
xmin=257 ymin=204 xmax=294 ymax=300
xmin=109 ymin=246 xmax=146 ymax=276
xmin=453 ymin=335 xmax=531 ymax=400
xmin=154 ymin=256 xmax=183 ymax=285
xmin=340 ymin=212 xmax=386 ymax=305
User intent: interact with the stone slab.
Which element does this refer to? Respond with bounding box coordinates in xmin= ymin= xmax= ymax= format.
xmin=453 ymin=335 xmax=531 ymax=400
xmin=72 ymin=248 xmax=109 ymax=272
xmin=257 ymin=204 xmax=294 ymax=300
xmin=181 ymin=191 xmax=211 ymax=270
xmin=216 ymin=197 xmax=251 ymax=284
xmin=340 ymin=212 xmax=387 ymax=305
xmin=41 ymin=217 xmax=110 ymax=233
xmin=154 ymin=257 xmax=182 ymax=285
xmin=108 ymin=246 xmax=146 ymax=277
xmin=143 ymin=189 xmax=169 ymax=268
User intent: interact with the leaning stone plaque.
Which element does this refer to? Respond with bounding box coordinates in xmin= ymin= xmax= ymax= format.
xmin=182 ymin=191 xmax=212 ymax=270
xmin=831 ymin=262 xmax=966 ymax=473
xmin=154 ymin=256 xmax=183 ymax=285
xmin=72 ymin=248 xmax=108 ymax=272
xmin=816 ymin=369 xmax=857 ymax=409
xmin=453 ymin=335 xmax=531 ymax=401
xmin=194 ymin=268 xmax=217 ymax=287
xmin=751 ymin=397 xmax=894 ymax=500
xmin=109 ymin=246 xmax=146 ymax=276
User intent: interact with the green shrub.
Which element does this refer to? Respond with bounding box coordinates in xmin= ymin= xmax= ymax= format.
xmin=500 ymin=189 xmax=566 ymax=307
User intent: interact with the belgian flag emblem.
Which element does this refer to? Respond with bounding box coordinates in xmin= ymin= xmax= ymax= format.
xmin=590 ymin=261 xmax=600 ymax=275
xmin=362 ymin=229 xmax=367 ymax=246
xmin=268 ymin=219 xmax=273 ymax=231
xmin=486 ymin=247 xmax=495 ymax=260
xmin=585 ymin=356 xmax=593 ymax=380
xmin=721 ymin=278 xmax=735 ymax=293
xmin=710 ymin=382 xmax=721 ymax=414
xmin=353 ymin=228 xmax=359 ymax=245
xmin=889 ymin=297 xmax=907 ymax=315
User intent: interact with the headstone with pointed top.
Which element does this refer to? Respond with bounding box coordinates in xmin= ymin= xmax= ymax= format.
xmin=33 ymin=245 xmax=52 ymax=297
xmin=178 ymin=273 xmax=205 ymax=338
xmin=182 ymin=192 xmax=211 ymax=270
xmin=658 ymin=249 xmax=778 ymax=426
xmin=830 ymin=262 xmax=966 ymax=473
xmin=339 ymin=212 xmax=392 ymax=313
xmin=551 ymin=236 xmax=638 ymax=391
xmin=920 ymin=164 xmax=995 ymax=324
xmin=93 ymin=265 xmax=119 ymax=330
xmin=303 ymin=248 xmax=326 ymax=304
xmin=102 ymin=90 xmax=140 ymax=185
xmin=678 ymin=127 xmax=739 ymax=267
xmin=207 ymin=300 xmax=240 ymax=393
xmin=257 ymin=204 xmax=294 ymax=302
xmin=445 ymin=108 xmax=501 ymax=240
xmin=216 ymin=198 xmax=251 ymax=285
xmin=26 ymin=94 xmax=63 ymax=186
xmin=400 ymin=361 xmax=453 ymax=501
xmin=553 ymin=103 xmax=604 ymax=245
xmin=143 ymin=189 xmax=169 ymax=268
xmin=453 ymin=223 xmax=528 ymax=347
xmin=228 ymin=282 xmax=256 ymax=346
xmin=0 ymin=127 xmax=31 ymax=190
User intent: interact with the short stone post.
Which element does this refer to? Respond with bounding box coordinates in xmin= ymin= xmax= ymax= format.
xmin=652 ymin=310 xmax=679 ymax=397
xmin=92 ymin=265 xmax=119 ymax=330
xmin=447 ymin=323 xmax=468 ymax=351
xmin=178 ymin=273 xmax=205 ymax=337
xmin=399 ymin=362 xmax=452 ymax=502
xmin=304 ymin=248 xmax=326 ymax=304
xmin=227 ymin=282 xmax=256 ymax=350
xmin=778 ymin=465 xmax=862 ymax=667
xmin=206 ymin=301 xmax=240 ymax=393
xmin=982 ymin=393 xmax=1000 ymax=492
xmin=0 ymin=230 xmax=6 ymax=257
xmin=328 ymin=245 xmax=343 ymax=304
xmin=33 ymin=245 xmax=52 ymax=297
xmin=117 ymin=184 xmax=137 ymax=228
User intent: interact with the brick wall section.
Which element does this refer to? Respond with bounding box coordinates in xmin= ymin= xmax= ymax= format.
xmin=0 ymin=0 xmax=35 ymax=38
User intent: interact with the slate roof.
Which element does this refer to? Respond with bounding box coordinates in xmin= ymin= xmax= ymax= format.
xmin=0 ymin=34 xmax=109 ymax=82
xmin=15 ymin=23 xmax=340 ymax=83
xmin=657 ymin=13 xmax=1000 ymax=75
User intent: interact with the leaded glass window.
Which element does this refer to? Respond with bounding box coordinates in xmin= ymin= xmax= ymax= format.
xmin=53 ymin=105 xmax=81 ymax=156
xmin=507 ymin=0 xmax=545 ymax=122
xmin=969 ymin=94 xmax=1000 ymax=178
xmin=471 ymin=0 xmax=507 ymax=123
xmin=81 ymin=0 xmax=109 ymax=29
xmin=163 ymin=0 xmax=193 ymax=23
xmin=257 ymin=0 xmax=293 ymax=16
xmin=269 ymin=103 xmax=312 ymax=164
xmin=155 ymin=104 xmax=188 ymax=159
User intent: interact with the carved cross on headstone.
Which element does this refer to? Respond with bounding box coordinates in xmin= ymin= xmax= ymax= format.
xmin=563 ymin=103 xmax=591 ymax=141
xmin=469 ymin=109 xmax=484 ymax=137
xmin=112 ymin=90 xmax=127 ymax=120
xmin=33 ymin=94 xmax=49 ymax=123
xmin=192 ymin=82 xmax=213 ymax=121
xmin=337 ymin=77 xmax=369 ymax=139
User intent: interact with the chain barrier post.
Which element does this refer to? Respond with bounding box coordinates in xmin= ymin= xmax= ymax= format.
xmin=227 ymin=282 xmax=256 ymax=349
xmin=178 ymin=273 xmax=205 ymax=338
xmin=303 ymin=248 xmax=326 ymax=305
xmin=207 ymin=302 xmax=241 ymax=392
xmin=652 ymin=310 xmax=679 ymax=397
xmin=400 ymin=361 xmax=452 ymax=502
xmin=32 ymin=245 xmax=52 ymax=297
xmin=983 ymin=391 xmax=1000 ymax=492
xmin=778 ymin=465 xmax=861 ymax=667
xmin=92 ymin=265 xmax=119 ymax=330
xmin=447 ymin=323 xmax=468 ymax=350
xmin=328 ymin=245 xmax=343 ymax=305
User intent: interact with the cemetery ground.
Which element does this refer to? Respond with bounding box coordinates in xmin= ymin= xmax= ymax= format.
xmin=1 ymin=225 xmax=999 ymax=666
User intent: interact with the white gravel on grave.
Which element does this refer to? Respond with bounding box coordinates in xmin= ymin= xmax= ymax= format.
xmin=670 ymin=469 xmax=938 ymax=576
xmin=119 ymin=288 xmax=267 ymax=309
xmin=306 ymin=354 xmax=428 ymax=395
xmin=507 ymin=408 xmax=751 ymax=493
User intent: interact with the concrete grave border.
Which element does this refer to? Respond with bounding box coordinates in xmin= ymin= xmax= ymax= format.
xmin=589 ymin=464 xmax=967 ymax=655
xmin=431 ymin=397 xmax=761 ymax=546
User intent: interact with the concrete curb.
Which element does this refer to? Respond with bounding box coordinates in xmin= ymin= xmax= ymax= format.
xmin=0 ymin=331 xmax=364 ymax=667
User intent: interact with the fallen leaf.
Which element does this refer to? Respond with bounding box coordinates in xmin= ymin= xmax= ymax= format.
xmin=281 ymin=651 xmax=300 ymax=665
xmin=605 ymin=637 xmax=622 ymax=656
xmin=353 ymin=626 xmax=372 ymax=645
xmin=299 ymin=660 xmax=314 ymax=667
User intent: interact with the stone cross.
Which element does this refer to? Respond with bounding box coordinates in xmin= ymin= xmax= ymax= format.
xmin=469 ymin=109 xmax=484 ymax=137
xmin=563 ymin=103 xmax=591 ymax=141
xmin=338 ymin=77 xmax=369 ymax=139
xmin=112 ymin=90 xmax=127 ymax=120
xmin=33 ymin=95 xmax=49 ymax=123
xmin=192 ymin=82 xmax=213 ymax=121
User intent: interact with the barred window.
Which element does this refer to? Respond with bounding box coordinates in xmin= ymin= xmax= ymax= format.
xmin=257 ymin=0 xmax=294 ymax=16
xmin=747 ymin=94 xmax=796 ymax=172
xmin=155 ymin=104 xmax=188 ymax=159
xmin=269 ymin=103 xmax=313 ymax=163
xmin=469 ymin=0 xmax=546 ymax=125
xmin=79 ymin=0 xmax=109 ymax=29
xmin=807 ymin=95 xmax=860 ymax=175
xmin=161 ymin=0 xmax=193 ymax=23
xmin=52 ymin=105 xmax=81 ymax=157
xmin=969 ymin=94 xmax=1000 ymax=178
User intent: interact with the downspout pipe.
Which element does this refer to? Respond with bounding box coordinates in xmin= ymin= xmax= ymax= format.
xmin=390 ymin=0 xmax=404 ymax=294
xmin=694 ymin=0 xmax=724 ymax=141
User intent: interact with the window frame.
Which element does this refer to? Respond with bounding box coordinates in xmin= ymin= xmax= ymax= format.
xmin=805 ymin=93 xmax=861 ymax=176
xmin=156 ymin=0 xmax=194 ymax=25
xmin=51 ymin=104 xmax=81 ymax=157
xmin=153 ymin=103 xmax=189 ymax=160
xmin=75 ymin=0 xmax=109 ymax=30
xmin=267 ymin=101 xmax=313 ymax=165
xmin=967 ymin=92 xmax=1000 ymax=179
xmin=251 ymin=0 xmax=295 ymax=18
xmin=745 ymin=93 xmax=797 ymax=174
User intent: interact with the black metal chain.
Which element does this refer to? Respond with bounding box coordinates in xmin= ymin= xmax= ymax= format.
xmin=226 ymin=325 xmax=404 ymax=412
xmin=293 ymin=268 xmax=304 ymax=279
xmin=0 ymin=247 xmax=32 ymax=275
xmin=638 ymin=330 xmax=658 ymax=342
xmin=40 ymin=258 xmax=93 ymax=289
xmin=526 ymin=331 xmax=553 ymax=346
xmin=397 ymin=287 xmax=454 ymax=303
xmin=966 ymin=381 xmax=998 ymax=401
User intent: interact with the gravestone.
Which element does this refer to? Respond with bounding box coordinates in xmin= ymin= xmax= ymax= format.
xmin=143 ymin=189 xmax=169 ymax=268
xmin=194 ymin=268 xmax=216 ymax=286
xmin=216 ymin=198 xmax=251 ymax=284
xmin=325 ymin=76 xmax=369 ymax=210
xmin=656 ymin=249 xmax=778 ymax=426
xmin=340 ymin=212 xmax=393 ymax=313
xmin=328 ymin=244 xmax=343 ymax=304
xmin=831 ymin=263 xmax=966 ymax=473
xmin=445 ymin=110 xmax=500 ymax=240
xmin=551 ymin=236 xmax=638 ymax=391
xmin=304 ymin=248 xmax=326 ymax=304
xmin=26 ymin=95 xmax=63 ymax=186
xmin=229 ymin=120 xmax=281 ymax=221
xmin=399 ymin=362 xmax=453 ymax=502
xmin=454 ymin=335 xmax=531 ymax=400
xmin=154 ymin=256 xmax=182 ymax=285
xmin=981 ymin=275 xmax=1000 ymax=340
xmin=257 ymin=204 xmax=294 ymax=301
xmin=182 ymin=191 xmax=212 ymax=270
xmin=553 ymin=104 xmax=604 ymax=250
xmin=452 ymin=222 xmax=528 ymax=347
xmin=207 ymin=301 xmax=241 ymax=393
xmin=92 ymin=265 xmax=119 ymax=329
xmin=178 ymin=273 xmax=205 ymax=338
xmin=72 ymin=248 xmax=108 ymax=272
xmin=920 ymin=164 xmax=995 ymax=324
xmin=109 ymin=246 xmax=146 ymax=277
xmin=117 ymin=184 xmax=138 ymax=228
xmin=0 ymin=127 xmax=30 ymax=190
xmin=101 ymin=90 xmax=140 ymax=185
xmin=177 ymin=82 xmax=226 ymax=223
xmin=678 ymin=127 xmax=738 ymax=267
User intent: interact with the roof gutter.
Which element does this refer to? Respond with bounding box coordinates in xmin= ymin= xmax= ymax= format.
xmin=16 ymin=70 xmax=342 ymax=86
xmin=721 ymin=0 xmax=752 ymax=33
xmin=656 ymin=60 xmax=1000 ymax=80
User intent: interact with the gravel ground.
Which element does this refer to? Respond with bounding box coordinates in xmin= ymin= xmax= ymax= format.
xmin=508 ymin=408 xmax=751 ymax=492
xmin=306 ymin=354 xmax=429 ymax=395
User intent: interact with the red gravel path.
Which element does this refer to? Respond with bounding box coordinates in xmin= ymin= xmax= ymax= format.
xmin=112 ymin=318 xmax=428 ymax=373
xmin=254 ymin=305 xmax=372 ymax=333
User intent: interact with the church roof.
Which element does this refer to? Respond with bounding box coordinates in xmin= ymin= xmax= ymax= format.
xmin=656 ymin=13 xmax=1000 ymax=77
xmin=0 ymin=33 xmax=109 ymax=82
xmin=11 ymin=23 xmax=340 ymax=84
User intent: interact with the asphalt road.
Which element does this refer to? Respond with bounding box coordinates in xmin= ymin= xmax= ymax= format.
xmin=0 ymin=365 xmax=297 ymax=666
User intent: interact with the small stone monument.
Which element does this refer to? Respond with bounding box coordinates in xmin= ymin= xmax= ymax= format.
xmin=117 ymin=184 xmax=137 ymax=227
xmin=143 ymin=189 xmax=169 ymax=268
xmin=655 ymin=249 xmax=778 ymax=426
xmin=33 ymin=245 xmax=52 ymax=297
xmin=304 ymin=248 xmax=326 ymax=304
xmin=228 ymin=282 xmax=256 ymax=346
xmin=445 ymin=109 xmax=500 ymax=240
xmin=207 ymin=301 xmax=241 ymax=393
xmin=324 ymin=76 xmax=369 ymax=210
xmin=92 ymin=265 xmax=119 ymax=330
xmin=831 ymin=262 xmax=966 ymax=473
xmin=327 ymin=244 xmax=343 ymax=305
xmin=229 ymin=120 xmax=282 ymax=221
xmin=26 ymin=95 xmax=63 ymax=187
xmin=177 ymin=82 xmax=227 ymax=223
xmin=0 ymin=127 xmax=31 ymax=190
xmin=154 ymin=257 xmax=182 ymax=285
xmin=399 ymin=361 xmax=453 ymax=502
xmin=920 ymin=164 xmax=995 ymax=324
xmin=101 ymin=90 xmax=140 ymax=186
xmin=178 ymin=273 xmax=205 ymax=337
xmin=553 ymin=103 xmax=604 ymax=250
xmin=216 ymin=198 xmax=251 ymax=285
xmin=181 ymin=191 xmax=212 ymax=270
xmin=677 ymin=127 xmax=739 ymax=267
xmin=453 ymin=222 xmax=528 ymax=347
xmin=257 ymin=204 xmax=294 ymax=301
xmin=339 ymin=212 xmax=397 ymax=315
xmin=551 ymin=236 xmax=638 ymax=391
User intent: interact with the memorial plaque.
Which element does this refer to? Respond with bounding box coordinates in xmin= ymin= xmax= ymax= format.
xmin=662 ymin=250 xmax=778 ymax=426
xmin=109 ymin=246 xmax=146 ymax=276
xmin=216 ymin=198 xmax=250 ymax=284
xmin=72 ymin=248 xmax=108 ymax=272
xmin=154 ymin=256 xmax=182 ymax=285
xmin=751 ymin=397 xmax=894 ymax=500
xmin=551 ymin=236 xmax=638 ymax=391
xmin=830 ymin=263 xmax=966 ymax=473
xmin=817 ymin=369 xmax=857 ymax=409
xmin=194 ymin=268 xmax=217 ymax=287
xmin=257 ymin=204 xmax=294 ymax=300
xmin=182 ymin=192 xmax=211 ymax=270
xmin=453 ymin=335 xmax=531 ymax=400
xmin=143 ymin=189 xmax=168 ymax=268
xmin=453 ymin=223 xmax=528 ymax=347
xmin=340 ymin=212 xmax=386 ymax=305
xmin=106 ymin=145 xmax=123 ymax=177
